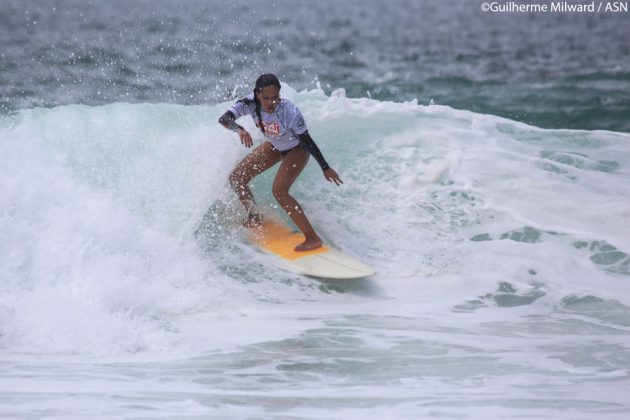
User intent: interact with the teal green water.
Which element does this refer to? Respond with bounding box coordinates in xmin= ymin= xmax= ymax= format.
xmin=2 ymin=0 xmax=629 ymax=131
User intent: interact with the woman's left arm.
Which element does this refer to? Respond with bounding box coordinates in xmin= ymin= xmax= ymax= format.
xmin=297 ymin=131 xmax=343 ymax=186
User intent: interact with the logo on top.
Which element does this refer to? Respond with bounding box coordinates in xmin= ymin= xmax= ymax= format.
xmin=259 ymin=121 xmax=280 ymax=136
xmin=296 ymin=116 xmax=305 ymax=130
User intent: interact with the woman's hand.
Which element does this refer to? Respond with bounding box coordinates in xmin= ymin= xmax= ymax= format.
xmin=324 ymin=168 xmax=343 ymax=186
xmin=238 ymin=128 xmax=253 ymax=148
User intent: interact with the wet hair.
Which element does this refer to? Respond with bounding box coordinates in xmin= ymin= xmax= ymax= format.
xmin=253 ymin=74 xmax=281 ymax=134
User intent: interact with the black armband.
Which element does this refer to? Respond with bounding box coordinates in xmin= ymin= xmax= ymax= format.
xmin=297 ymin=130 xmax=330 ymax=171
xmin=218 ymin=111 xmax=244 ymax=132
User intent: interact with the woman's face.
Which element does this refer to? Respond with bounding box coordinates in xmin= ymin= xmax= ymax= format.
xmin=257 ymin=85 xmax=280 ymax=113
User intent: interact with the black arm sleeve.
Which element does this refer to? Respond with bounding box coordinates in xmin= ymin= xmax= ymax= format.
xmin=218 ymin=111 xmax=244 ymax=132
xmin=297 ymin=130 xmax=330 ymax=171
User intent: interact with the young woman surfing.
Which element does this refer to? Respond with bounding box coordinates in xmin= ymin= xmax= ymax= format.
xmin=218 ymin=74 xmax=343 ymax=252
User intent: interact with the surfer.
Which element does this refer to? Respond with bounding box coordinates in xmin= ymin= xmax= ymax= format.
xmin=218 ymin=73 xmax=343 ymax=252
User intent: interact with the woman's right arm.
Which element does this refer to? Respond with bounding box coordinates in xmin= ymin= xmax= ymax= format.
xmin=218 ymin=111 xmax=243 ymax=132
xmin=218 ymin=111 xmax=253 ymax=148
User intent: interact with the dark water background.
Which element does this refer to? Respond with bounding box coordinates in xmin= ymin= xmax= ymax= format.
xmin=1 ymin=0 xmax=629 ymax=131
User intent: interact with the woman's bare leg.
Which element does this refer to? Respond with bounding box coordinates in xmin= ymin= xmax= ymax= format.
xmin=272 ymin=147 xmax=322 ymax=251
xmin=229 ymin=142 xmax=280 ymax=222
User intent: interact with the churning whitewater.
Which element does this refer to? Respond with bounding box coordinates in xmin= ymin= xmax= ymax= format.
xmin=1 ymin=86 xmax=630 ymax=418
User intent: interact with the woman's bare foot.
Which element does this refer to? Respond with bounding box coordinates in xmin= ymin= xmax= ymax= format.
xmin=294 ymin=237 xmax=323 ymax=252
xmin=243 ymin=212 xmax=264 ymax=228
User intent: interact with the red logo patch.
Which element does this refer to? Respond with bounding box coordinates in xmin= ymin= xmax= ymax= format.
xmin=262 ymin=121 xmax=281 ymax=136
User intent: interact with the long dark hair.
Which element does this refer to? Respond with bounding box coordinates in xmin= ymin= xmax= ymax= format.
xmin=253 ymin=73 xmax=281 ymax=134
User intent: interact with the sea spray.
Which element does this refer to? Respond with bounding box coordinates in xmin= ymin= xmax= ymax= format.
xmin=1 ymin=88 xmax=630 ymax=418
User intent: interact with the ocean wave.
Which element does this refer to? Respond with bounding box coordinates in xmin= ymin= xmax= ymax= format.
xmin=1 ymin=87 xmax=629 ymax=356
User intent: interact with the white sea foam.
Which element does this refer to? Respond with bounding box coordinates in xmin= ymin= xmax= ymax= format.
xmin=1 ymin=88 xmax=630 ymax=418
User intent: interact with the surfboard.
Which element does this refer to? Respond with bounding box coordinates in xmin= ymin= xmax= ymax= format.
xmin=246 ymin=216 xmax=375 ymax=279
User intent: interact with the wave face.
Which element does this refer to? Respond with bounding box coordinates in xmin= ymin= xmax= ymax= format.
xmin=2 ymin=88 xmax=630 ymax=418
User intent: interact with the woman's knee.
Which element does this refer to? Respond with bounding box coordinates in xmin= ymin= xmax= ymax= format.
xmin=272 ymin=184 xmax=290 ymax=202
xmin=229 ymin=169 xmax=247 ymax=190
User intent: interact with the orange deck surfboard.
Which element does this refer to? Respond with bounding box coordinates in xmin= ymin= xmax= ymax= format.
xmin=246 ymin=217 xmax=375 ymax=279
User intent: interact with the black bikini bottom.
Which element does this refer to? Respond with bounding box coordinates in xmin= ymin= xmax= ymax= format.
xmin=273 ymin=143 xmax=304 ymax=156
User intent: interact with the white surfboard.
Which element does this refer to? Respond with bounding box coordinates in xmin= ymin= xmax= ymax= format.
xmin=246 ymin=216 xmax=375 ymax=279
